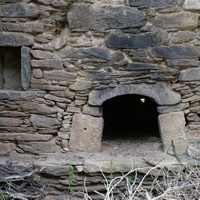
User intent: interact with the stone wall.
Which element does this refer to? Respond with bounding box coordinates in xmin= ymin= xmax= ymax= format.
xmin=0 ymin=0 xmax=199 ymax=157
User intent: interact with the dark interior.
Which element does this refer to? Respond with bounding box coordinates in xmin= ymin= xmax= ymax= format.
xmin=0 ymin=47 xmax=22 ymax=90
xmin=102 ymin=94 xmax=160 ymax=140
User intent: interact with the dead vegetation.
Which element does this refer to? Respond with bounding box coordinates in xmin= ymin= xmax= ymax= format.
xmin=0 ymin=160 xmax=199 ymax=200
xmin=0 ymin=165 xmax=44 ymax=200
xmin=73 ymin=161 xmax=200 ymax=200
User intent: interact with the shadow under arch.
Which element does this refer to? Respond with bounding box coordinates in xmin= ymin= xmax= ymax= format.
xmin=102 ymin=94 xmax=160 ymax=140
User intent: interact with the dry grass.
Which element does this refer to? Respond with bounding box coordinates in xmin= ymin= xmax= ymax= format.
xmin=77 ymin=161 xmax=200 ymax=200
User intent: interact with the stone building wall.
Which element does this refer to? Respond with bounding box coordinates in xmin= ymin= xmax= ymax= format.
xmin=0 ymin=0 xmax=200 ymax=157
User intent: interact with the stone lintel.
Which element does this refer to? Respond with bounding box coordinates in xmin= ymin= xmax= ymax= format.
xmin=0 ymin=32 xmax=34 ymax=46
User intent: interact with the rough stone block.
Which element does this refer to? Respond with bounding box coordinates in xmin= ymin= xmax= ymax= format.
xmin=0 ymin=47 xmax=3 ymax=89
xmin=0 ymin=32 xmax=34 ymax=46
xmin=21 ymin=46 xmax=31 ymax=90
xmin=184 ymin=0 xmax=200 ymax=10
xmin=60 ymin=47 xmax=113 ymax=60
xmin=32 ymin=68 xmax=43 ymax=79
xmin=106 ymin=33 xmax=152 ymax=49
xmin=82 ymin=104 xmax=102 ymax=117
xmin=20 ymin=102 xmax=57 ymax=114
xmin=122 ymin=63 xmax=159 ymax=70
xmin=31 ymin=84 xmax=66 ymax=91
xmin=31 ymin=59 xmax=62 ymax=69
xmin=69 ymin=79 xmax=93 ymax=91
xmin=68 ymin=4 xmax=146 ymax=31
xmin=129 ymin=0 xmax=177 ymax=7
xmin=166 ymin=59 xmax=200 ymax=67
xmin=44 ymin=94 xmax=71 ymax=103
xmin=168 ymin=31 xmax=196 ymax=44
xmin=69 ymin=114 xmax=103 ymax=152
xmin=44 ymin=70 xmax=77 ymax=81
xmin=157 ymin=103 xmax=189 ymax=114
xmin=3 ymin=22 xmax=44 ymax=33
xmin=0 ymin=142 xmax=16 ymax=156
xmin=179 ymin=68 xmax=200 ymax=81
xmin=3 ymin=3 xmax=38 ymax=17
xmin=152 ymin=12 xmax=198 ymax=30
xmin=0 ymin=111 xmax=29 ymax=117
xmin=3 ymin=90 xmax=46 ymax=100
xmin=0 ymin=0 xmax=17 ymax=3
xmin=49 ymin=28 xmax=69 ymax=50
xmin=36 ymin=163 xmax=71 ymax=176
xmin=0 ymin=6 xmax=4 ymax=17
xmin=50 ymin=89 xmax=75 ymax=99
xmin=30 ymin=114 xmax=60 ymax=128
xmin=31 ymin=50 xmax=53 ymax=60
xmin=18 ymin=138 xmax=60 ymax=154
xmin=0 ymin=117 xmax=23 ymax=126
xmin=158 ymin=111 xmax=187 ymax=154
xmin=153 ymin=45 xmax=200 ymax=59
xmin=0 ymin=133 xmax=52 ymax=141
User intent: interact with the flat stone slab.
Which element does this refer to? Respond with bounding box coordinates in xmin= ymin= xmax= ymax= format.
xmin=106 ymin=33 xmax=152 ymax=49
xmin=30 ymin=114 xmax=60 ymax=128
xmin=158 ymin=111 xmax=187 ymax=154
xmin=0 ymin=32 xmax=34 ymax=46
xmin=153 ymin=45 xmax=200 ymax=59
xmin=129 ymin=0 xmax=177 ymax=7
xmin=0 ymin=143 xmax=16 ymax=156
xmin=88 ymin=83 xmax=181 ymax=106
xmin=0 ymin=133 xmax=52 ymax=141
xmin=152 ymin=11 xmax=198 ymax=30
xmin=69 ymin=79 xmax=93 ymax=91
xmin=179 ymin=68 xmax=200 ymax=81
xmin=83 ymin=154 xmax=184 ymax=174
xmin=184 ymin=0 xmax=200 ymax=10
xmin=3 ymin=3 xmax=38 ymax=17
xmin=18 ymin=138 xmax=60 ymax=154
xmin=67 ymin=4 xmax=146 ymax=31
xmin=69 ymin=114 xmax=103 ymax=152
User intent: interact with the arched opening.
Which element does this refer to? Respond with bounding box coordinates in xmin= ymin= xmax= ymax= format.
xmin=102 ymin=94 xmax=160 ymax=140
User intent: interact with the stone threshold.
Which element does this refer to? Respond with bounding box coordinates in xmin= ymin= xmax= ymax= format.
xmin=0 ymin=151 xmax=198 ymax=175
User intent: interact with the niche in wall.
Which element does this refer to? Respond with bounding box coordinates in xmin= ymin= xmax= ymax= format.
xmin=0 ymin=46 xmax=31 ymax=91
xmin=0 ymin=47 xmax=22 ymax=90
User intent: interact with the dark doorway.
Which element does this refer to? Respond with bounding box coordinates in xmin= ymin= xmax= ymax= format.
xmin=102 ymin=94 xmax=160 ymax=140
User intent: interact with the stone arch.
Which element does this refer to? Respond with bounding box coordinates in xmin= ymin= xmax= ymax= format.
xmin=88 ymin=82 xmax=181 ymax=106
xmin=70 ymin=82 xmax=187 ymax=154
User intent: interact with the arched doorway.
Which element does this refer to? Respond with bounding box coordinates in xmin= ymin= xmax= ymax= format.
xmin=102 ymin=94 xmax=159 ymax=140
xmin=70 ymin=83 xmax=187 ymax=154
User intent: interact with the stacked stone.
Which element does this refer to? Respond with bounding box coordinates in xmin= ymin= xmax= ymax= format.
xmin=0 ymin=0 xmax=76 ymax=155
xmin=0 ymin=0 xmax=199 ymax=156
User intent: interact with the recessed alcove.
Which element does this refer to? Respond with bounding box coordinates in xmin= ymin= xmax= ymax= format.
xmin=102 ymin=94 xmax=160 ymax=141
xmin=0 ymin=47 xmax=22 ymax=90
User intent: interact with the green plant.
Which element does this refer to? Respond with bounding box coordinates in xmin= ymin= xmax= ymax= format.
xmin=0 ymin=191 xmax=8 ymax=200
xmin=0 ymin=181 xmax=12 ymax=200
xmin=67 ymin=162 xmax=76 ymax=193
xmin=108 ymin=152 xmax=114 ymax=180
